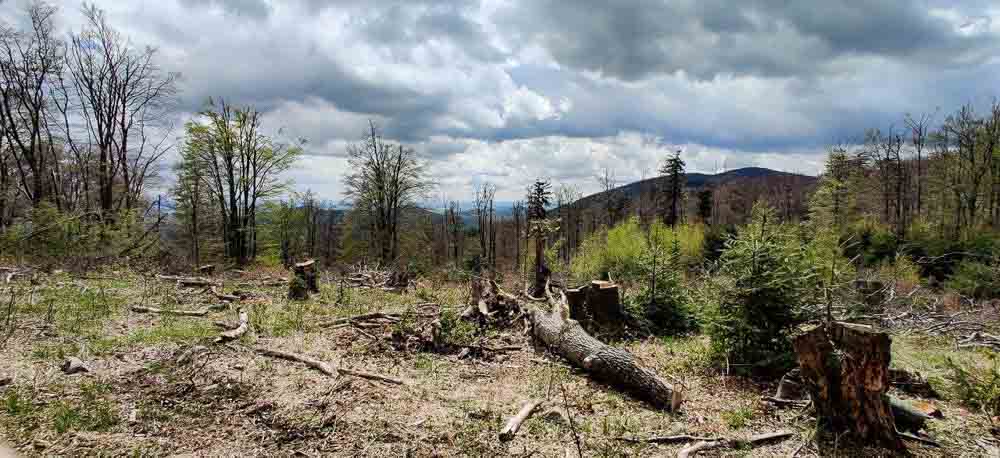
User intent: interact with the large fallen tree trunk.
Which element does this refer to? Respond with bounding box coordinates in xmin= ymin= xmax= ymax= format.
xmin=793 ymin=322 xmax=904 ymax=450
xmin=530 ymin=302 xmax=681 ymax=410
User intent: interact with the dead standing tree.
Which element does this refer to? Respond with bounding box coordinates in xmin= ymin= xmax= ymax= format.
xmin=526 ymin=180 xmax=552 ymax=298
xmin=474 ymin=182 xmax=497 ymax=271
xmin=55 ymin=4 xmax=178 ymax=214
xmin=344 ymin=121 xmax=432 ymax=268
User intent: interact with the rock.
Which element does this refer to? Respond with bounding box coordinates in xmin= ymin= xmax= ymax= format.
xmin=61 ymin=357 xmax=88 ymax=374
xmin=0 ymin=375 xmax=12 ymax=387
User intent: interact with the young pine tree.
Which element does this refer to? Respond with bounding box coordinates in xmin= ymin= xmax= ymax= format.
xmin=708 ymin=202 xmax=813 ymax=373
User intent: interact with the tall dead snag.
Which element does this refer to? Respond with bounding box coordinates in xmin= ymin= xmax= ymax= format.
xmin=530 ymin=306 xmax=681 ymax=410
xmin=289 ymin=259 xmax=318 ymax=300
xmin=793 ymin=322 xmax=903 ymax=450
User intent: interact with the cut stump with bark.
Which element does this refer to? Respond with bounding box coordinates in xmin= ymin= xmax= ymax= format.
xmin=289 ymin=260 xmax=318 ymax=300
xmin=793 ymin=322 xmax=904 ymax=450
xmin=566 ymin=281 xmax=624 ymax=329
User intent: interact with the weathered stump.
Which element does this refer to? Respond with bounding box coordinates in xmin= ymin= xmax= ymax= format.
xmin=289 ymin=260 xmax=318 ymax=300
xmin=566 ymin=281 xmax=623 ymax=329
xmin=793 ymin=322 xmax=903 ymax=450
xmin=198 ymin=264 xmax=215 ymax=276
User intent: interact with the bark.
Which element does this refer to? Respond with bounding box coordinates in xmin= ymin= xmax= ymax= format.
xmin=565 ymin=280 xmax=623 ymax=327
xmin=792 ymin=322 xmax=903 ymax=450
xmin=530 ymin=306 xmax=681 ymax=410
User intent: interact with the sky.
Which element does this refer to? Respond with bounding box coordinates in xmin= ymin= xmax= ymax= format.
xmin=3 ymin=0 xmax=1000 ymax=202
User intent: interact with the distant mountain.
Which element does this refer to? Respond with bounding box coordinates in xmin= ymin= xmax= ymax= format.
xmin=573 ymin=167 xmax=816 ymax=209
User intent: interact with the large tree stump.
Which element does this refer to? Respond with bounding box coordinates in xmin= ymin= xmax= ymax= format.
xmin=793 ymin=322 xmax=903 ymax=450
xmin=531 ymin=307 xmax=680 ymax=410
xmin=566 ymin=281 xmax=623 ymax=329
xmin=289 ymin=260 xmax=319 ymax=300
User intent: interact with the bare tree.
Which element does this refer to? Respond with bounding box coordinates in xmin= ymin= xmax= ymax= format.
xmin=0 ymin=2 xmax=64 ymax=206
xmin=344 ymin=121 xmax=432 ymax=266
xmin=54 ymin=4 xmax=177 ymax=213
xmin=474 ymin=182 xmax=497 ymax=270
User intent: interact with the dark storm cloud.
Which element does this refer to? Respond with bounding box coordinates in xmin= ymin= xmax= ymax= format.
xmin=501 ymin=0 xmax=999 ymax=81
xmin=16 ymin=0 xmax=997 ymax=199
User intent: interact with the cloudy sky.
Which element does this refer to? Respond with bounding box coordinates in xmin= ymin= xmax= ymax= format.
xmin=5 ymin=0 xmax=1000 ymax=201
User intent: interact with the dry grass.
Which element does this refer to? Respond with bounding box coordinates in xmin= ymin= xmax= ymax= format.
xmin=0 ymin=266 xmax=996 ymax=456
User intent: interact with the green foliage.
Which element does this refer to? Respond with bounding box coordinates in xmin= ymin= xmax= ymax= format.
xmin=722 ymin=405 xmax=754 ymax=429
xmin=435 ymin=306 xmax=477 ymax=347
xmin=945 ymin=356 xmax=1000 ymax=416
xmin=0 ymin=203 xmax=155 ymax=264
xmin=569 ymin=217 xmax=705 ymax=283
xmin=945 ymin=259 xmax=1000 ymax=299
xmin=2 ymin=386 xmax=34 ymax=417
xmin=624 ymin=235 xmax=695 ymax=334
xmin=706 ymin=203 xmax=813 ymax=372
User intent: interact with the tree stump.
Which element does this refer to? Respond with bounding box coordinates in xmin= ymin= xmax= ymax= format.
xmin=198 ymin=264 xmax=215 ymax=276
xmin=793 ymin=322 xmax=903 ymax=450
xmin=566 ymin=281 xmax=623 ymax=329
xmin=289 ymin=260 xmax=319 ymax=300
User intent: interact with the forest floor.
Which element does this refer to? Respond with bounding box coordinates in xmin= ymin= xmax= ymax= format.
xmin=0 ymin=266 xmax=997 ymax=457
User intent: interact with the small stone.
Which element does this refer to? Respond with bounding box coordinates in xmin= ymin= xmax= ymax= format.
xmin=61 ymin=357 xmax=89 ymax=374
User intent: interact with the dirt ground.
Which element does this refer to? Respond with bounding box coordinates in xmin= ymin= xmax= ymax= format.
xmin=0 ymin=267 xmax=997 ymax=457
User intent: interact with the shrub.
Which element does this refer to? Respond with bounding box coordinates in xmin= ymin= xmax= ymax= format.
xmin=569 ymin=218 xmax=645 ymax=283
xmin=945 ymin=259 xmax=1000 ymax=299
xmin=624 ymin=238 xmax=695 ymax=335
xmin=649 ymin=221 xmax=706 ymax=267
xmin=877 ymin=253 xmax=922 ymax=293
xmin=945 ymin=356 xmax=1000 ymax=415
xmin=706 ymin=203 xmax=812 ymax=373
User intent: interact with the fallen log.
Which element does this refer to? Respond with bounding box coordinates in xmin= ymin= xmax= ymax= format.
xmin=210 ymin=286 xmax=240 ymax=303
xmin=256 ymin=347 xmax=337 ymax=377
xmin=890 ymin=396 xmax=934 ymax=432
xmin=157 ymin=275 xmax=219 ymax=287
xmin=255 ymin=347 xmax=406 ymax=385
xmin=530 ymin=304 xmax=681 ymax=410
xmin=499 ymin=399 xmax=543 ymax=442
xmin=616 ymin=434 xmax=721 ymax=444
xmin=677 ymin=429 xmax=795 ymax=457
xmin=216 ymin=308 xmax=249 ymax=343
xmin=130 ymin=305 xmax=209 ymax=317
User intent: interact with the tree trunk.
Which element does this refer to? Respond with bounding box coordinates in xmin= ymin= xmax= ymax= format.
xmin=289 ymin=259 xmax=319 ymax=300
xmin=530 ymin=307 xmax=680 ymax=410
xmin=792 ymin=322 xmax=903 ymax=450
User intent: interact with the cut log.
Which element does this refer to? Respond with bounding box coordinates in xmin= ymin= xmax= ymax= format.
xmin=530 ymin=307 xmax=680 ymax=410
xmin=499 ymin=399 xmax=543 ymax=442
xmin=793 ymin=322 xmax=903 ymax=450
xmin=215 ymin=308 xmax=249 ymax=343
xmin=130 ymin=305 xmax=209 ymax=317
